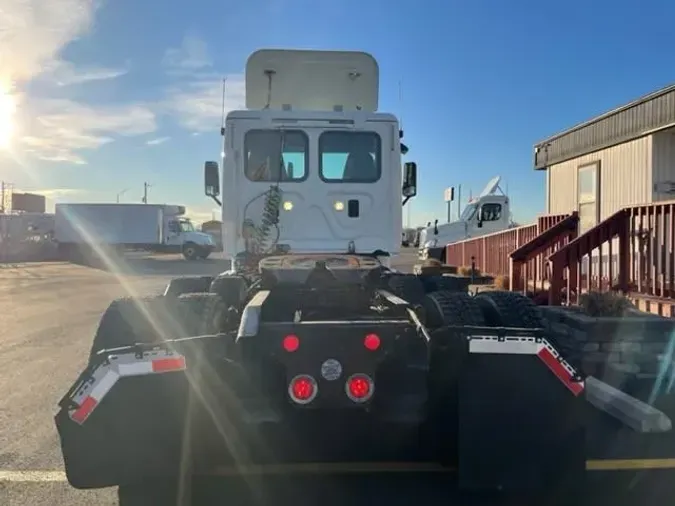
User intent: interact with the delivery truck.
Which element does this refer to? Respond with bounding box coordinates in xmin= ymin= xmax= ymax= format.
xmin=54 ymin=203 xmax=215 ymax=261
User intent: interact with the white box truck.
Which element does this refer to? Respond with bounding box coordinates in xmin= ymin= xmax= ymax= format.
xmin=54 ymin=203 xmax=215 ymax=261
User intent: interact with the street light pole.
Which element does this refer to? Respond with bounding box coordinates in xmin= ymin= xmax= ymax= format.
xmin=116 ymin=188 xmax=129 ymax=203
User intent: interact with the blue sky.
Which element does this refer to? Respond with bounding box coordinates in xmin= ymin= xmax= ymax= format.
xmin=0 ymin=0 xmax=673 ymax=226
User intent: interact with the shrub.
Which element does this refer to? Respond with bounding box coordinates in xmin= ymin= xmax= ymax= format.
xmin=578 ymin=291 xmax=635 ymax=317
xmin=494 ymin=275 xmax=509 ymax=290
xmin=457 ymin=265 xmax=481 ymax=277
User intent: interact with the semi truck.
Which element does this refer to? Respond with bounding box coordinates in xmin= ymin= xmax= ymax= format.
xmin=54 ymin=203 xmax=215 ymax=261
xmin=418 ymin=176 xmax=516 ymax=262
xmin=55 ymin=49 xmax=672 ymax=505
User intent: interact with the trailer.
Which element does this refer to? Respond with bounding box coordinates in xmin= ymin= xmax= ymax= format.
xmin=54 ymin=49 xmax=675 ymax=505
xmin=54 ymin=203 xmax=215 ymax=261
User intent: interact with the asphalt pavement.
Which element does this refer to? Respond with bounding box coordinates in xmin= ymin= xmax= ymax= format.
xmin=0 ymin=249 xmax=420 ymax=505
xmin=9 ymin=248 xmax=675 ymax=506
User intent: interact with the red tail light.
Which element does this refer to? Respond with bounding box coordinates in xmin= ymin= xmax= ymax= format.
xmin=283 ymin=334 xmax=300 ymax=352
xmin=363 ymin=333 xmax=380 ymax=351
xmin=288 ymin=374 xmax=318 ymax=404
xmin=346 ymin=374 xmax=374 ymax=403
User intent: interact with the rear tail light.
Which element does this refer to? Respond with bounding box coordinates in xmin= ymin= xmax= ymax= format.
xmin=345 ymin=374 xmax=374 ymax=403
xmin=283 ymin=334 xmax=300 ymax=352
xmin=288 ymin=374 xmax=318 ymax=404
xmin=363 ymin=333 xmax=380 ymax=351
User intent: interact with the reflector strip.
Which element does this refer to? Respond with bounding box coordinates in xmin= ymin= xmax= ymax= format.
xmin=67 ymin=350 xmax=187 ymax=424
xmin=152 ymin=356 xmax=186 ymax=373
xmin=468 ymin=336 xmax=584 ymax=396
xmin=537 ymin=343 xmax=584 ymax=396
xmin=70 ymin=396 xmax=98 ymax=424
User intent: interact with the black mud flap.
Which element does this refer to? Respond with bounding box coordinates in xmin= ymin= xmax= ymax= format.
xmin=55 ymin=337 xmax=240 ymax=489
xmin=457 ymin=334 xmax=586 ymax=503
xmin=55 ymin=364 xmax=191 ymax=489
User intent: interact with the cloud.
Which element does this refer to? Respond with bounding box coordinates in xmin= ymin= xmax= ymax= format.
xmin=1 ymin=1 xmax=157 ymax=164
xmin=0 ymin=0 xmax=98 ymax=85
xmin=41 ymin=60 xmax=129 ymax=86
xmin=162 ymin=74 xmax=245 ymax=132
xmin=163 ymin=35 xmax=212 ymax=73
xmin=146 ymin=136 xmax=170 ymax=146
xmin=159 ymin=34 xmax=245 ymax=133
xmin=18 ymin=98 xmax=156 ymax=164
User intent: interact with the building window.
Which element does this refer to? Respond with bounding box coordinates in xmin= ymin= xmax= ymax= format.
xmin=244 ymin=130 xmax=308 ymax=182
xmin=578 ymin=162 xmax=600 ymax=233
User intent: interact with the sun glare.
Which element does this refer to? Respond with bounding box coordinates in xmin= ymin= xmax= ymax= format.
xmin=0 ymin=90 xmax=16 ymax=149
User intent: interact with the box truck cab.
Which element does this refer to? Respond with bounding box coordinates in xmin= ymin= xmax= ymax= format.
xmin=202 ymin=49 xmax=417 ymax=269
xmin=161 ymin=205 xmax=215 ymax=260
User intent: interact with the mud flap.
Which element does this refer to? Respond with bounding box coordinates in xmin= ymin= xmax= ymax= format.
xmin=55 ymin=338 xmax=238 ymax=489
xmin=457 ymin=334 xmax=586 ymax=502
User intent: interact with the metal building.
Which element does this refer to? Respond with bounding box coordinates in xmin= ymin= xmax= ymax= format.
xmin=534 ymin=84 xmax=675 ymax=233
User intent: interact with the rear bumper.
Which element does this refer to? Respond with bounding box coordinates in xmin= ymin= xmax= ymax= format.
xmin=56 ymin=390 xmax=428 ymax=489
xmin=55 ymin=347 xmax=429 ymax=489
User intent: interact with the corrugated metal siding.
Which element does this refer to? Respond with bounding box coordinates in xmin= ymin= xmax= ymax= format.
xmin=534 ymin=84 xmax=675 ymax=169
xmin=547 ymin=136 xmax=653 ymax=218
xmin=652 ymin=127 xmax=675 ymax=201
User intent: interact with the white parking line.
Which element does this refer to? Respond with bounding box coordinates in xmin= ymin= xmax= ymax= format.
xmin=0 ymin=471 xmax=67 ymax=482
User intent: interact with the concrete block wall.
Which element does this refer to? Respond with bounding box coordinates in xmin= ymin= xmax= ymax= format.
xmin=540 ymin=307 xmax=675 ymax=400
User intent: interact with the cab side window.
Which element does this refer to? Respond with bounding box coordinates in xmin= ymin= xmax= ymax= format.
xmin=479 ymin=203 xmax=502 ymax=222
xmin=168 ymin=221 xmax=180 ymax=233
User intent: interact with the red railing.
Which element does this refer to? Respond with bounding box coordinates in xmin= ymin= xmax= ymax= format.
xmin=510 ymin=212 xmax=579 ymax=294
xmin=549 ymin=200 xmax=675 ymax=306
xmin=445 ymin=214 xmax=570 ymax=279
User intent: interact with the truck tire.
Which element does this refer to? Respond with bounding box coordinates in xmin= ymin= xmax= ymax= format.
xmin=177 ymin=292 xmax=225 ymax=336
xmin=209 ymin=274 xmax=249 ymax=310
xmin=182 ymin=243 xmax=199 ymax=261
xmin=386 ymin=274 xmax=426 ymax=305
xmin=89 ymin=296 xmax=181 ymax=363
xmin=474 ymin=290 xmax=545 ymax=329
xmin=422 ymin=290 xmax=485 ymax=329
xmin=164 ymin=276 xmax=214 ymax=298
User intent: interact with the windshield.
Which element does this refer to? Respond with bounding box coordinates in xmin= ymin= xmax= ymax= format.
xmin=460 ymin=203 xmax=477 ymax=221
xmin=178 ymin=219 xmax=194 ymax=232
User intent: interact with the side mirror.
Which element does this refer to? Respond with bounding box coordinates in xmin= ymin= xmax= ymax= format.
xmin=476 ymin=207 xmax=483 ymax=228
xmin=204 ymin=161 xmax=222 ymax=206
xmin=402 ymin=162 xmax=417 ymax=204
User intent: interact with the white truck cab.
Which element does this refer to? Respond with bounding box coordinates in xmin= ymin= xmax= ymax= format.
xmin=162 ymin=206 xmax=215 ymax=260
xmin=418 ymin=176 xmax=514 ymax=260
xmin=204 ymin=49 xmax=416 ymax=267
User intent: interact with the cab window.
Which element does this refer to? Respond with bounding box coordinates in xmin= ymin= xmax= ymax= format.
xmin=479 ymin=203 xmax=502 ymax=222
xmin=244 ymin=130 xmax=308 ymax=182
xmin=319 ymin=131 xmax=381 ymax=183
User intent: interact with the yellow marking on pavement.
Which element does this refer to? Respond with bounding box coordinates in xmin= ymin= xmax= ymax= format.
xmin=586 ymin=458 xmax=675 ymax=470
xmin=6 ymin=459 xmax=675 ymax=482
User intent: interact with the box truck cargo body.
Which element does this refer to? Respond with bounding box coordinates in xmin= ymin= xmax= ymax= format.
xmin=54 ymin=203 xmax=215 ymax=260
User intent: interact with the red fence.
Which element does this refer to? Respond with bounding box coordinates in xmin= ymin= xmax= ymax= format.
xmin=446 ymin=214 xmax=570 ymax=283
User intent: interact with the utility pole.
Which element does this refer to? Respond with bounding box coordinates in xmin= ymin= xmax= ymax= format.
xmin=142 ymin=182 xmax=151 ymax=204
